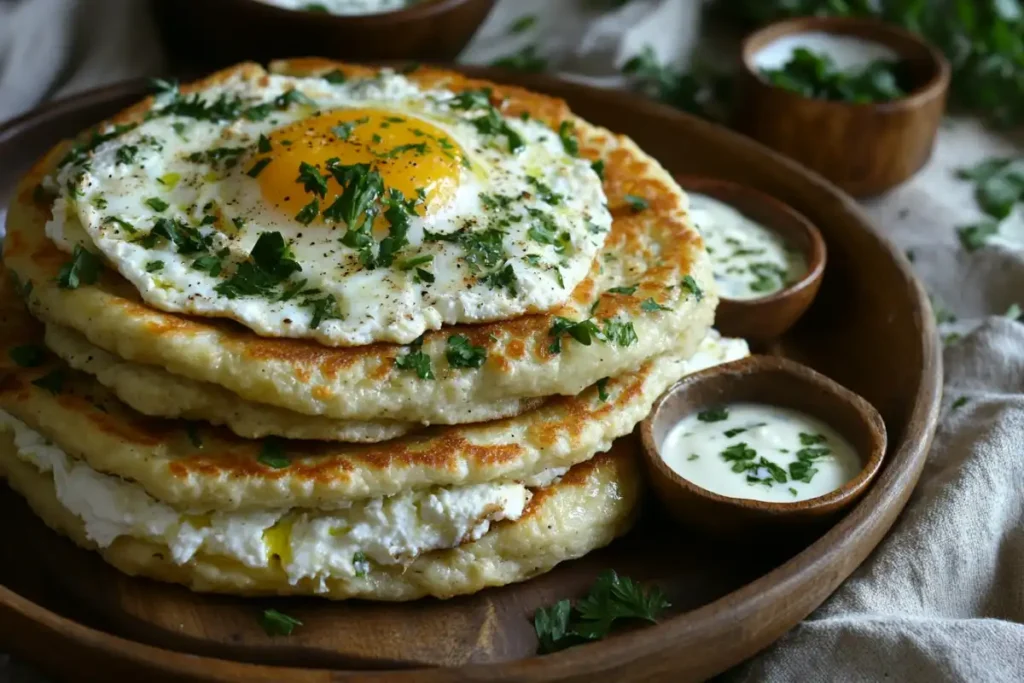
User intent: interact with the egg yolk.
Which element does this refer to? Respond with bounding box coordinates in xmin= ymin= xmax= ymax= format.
xmin=257 ymin=109 xmax=464 ymax=223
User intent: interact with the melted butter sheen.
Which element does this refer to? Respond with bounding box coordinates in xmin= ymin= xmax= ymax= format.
xmin=689 ymin=193 xmax=807 ymax=301
xmin=660 ymin=402 xmax=862 ymax=503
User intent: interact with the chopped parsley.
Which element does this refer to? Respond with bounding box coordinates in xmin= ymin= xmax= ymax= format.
xmin=115 ymin=145 xmax=138 ymax=165
xmin=548 ymin=316 xmax=604 ymax=353
xmin=607 ymin=285 xmax=638 ymax=296
xmin=103 ymin=216 xmax=136 ymax=234
xmin=424 ymin=227 xmax=506 ymax=273
xmin=297 ymin=162 xmax=329 ymax=198
xmin=446 ymin=334 xmax=487 ymax=369
xmin=697 ymin=407 xmax=728 ymax=422
xmin=640 ymin=297 xmax=671 ymax=312
xmin=31 ymin=369 xmax=66 ymax=395
xmin=145 ymin=197 xmax=169 ymax=212
xmin=247 ymin=158 xmax=272 ymax=178
xmin=9 ymin=345 xmax=46 ymax=368
xmin=295 ymin=198 xmax=320 ymax=225
xmin=141 ymin=218 xmax=211 ymax=254
xmin=215 ymin=231 xmax=301 ymax=299
xmin=352 ymin=551 xmax=370 ymax=578
xmin=491 ymin=44 xmax=548 ymax=73
xmin=951 ymin=396 xmax=969 ymax=411
xmin=591 ymin=159 xmax=605 ymax=180
xmin=322 ymin=69 xmax=347 ymax=84
xmin=760 ymin=48 xmax=906 ymax=104
xmin=558 ymin=120 xmax=579 ymax=156
xmin=145 ymin=260 xmax=165 ymax=273
xmin=596 ymin=377 xmax=610 ymax=402
xmin=394 ymin=334 xmax=434 ymax=380
xmin=681 ymin=275 xmax=703 ymax=301
xmin=602 ymin=319 xmax=638 ymax=347
xmin=259 ymin=609 xmax=302 ymax=636
xmin=624 ymin=194 xmax=649 ymax=212
xmin=257 ymin=437 xmax=290 ymax=469
xmin=57 ymin=245 xmax=103 ymax=290
xmin=957 ymin=220 xmax=1000 ymax=252
xmin=509 ymin=14 xmax=537 ymax=33
xmin=257 ymin=134 xmax=272 ymax=153
xmin=185 ymin=423 xmax=203 ymax=449
xmin=534 ymin=569 xmax=669 ymax=654
xmin=58 ymin=122 xmax=138 ymax=168
xmin=481 ymin=261 xmax=519 ymax=295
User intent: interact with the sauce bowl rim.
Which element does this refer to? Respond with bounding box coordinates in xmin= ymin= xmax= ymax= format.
xmin=639 ymin=354 xmax=888 ymax=515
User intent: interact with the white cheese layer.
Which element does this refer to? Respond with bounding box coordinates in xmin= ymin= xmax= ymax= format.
xmin=0 ymin=411 xmax=531 ymax=589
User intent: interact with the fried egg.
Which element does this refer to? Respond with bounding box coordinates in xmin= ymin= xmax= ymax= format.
xmin=47 ymin=69 xmax=611 ymax=346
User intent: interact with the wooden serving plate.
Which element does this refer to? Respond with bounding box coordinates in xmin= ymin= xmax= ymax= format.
xmin=0 ymin=67 xmax=941 ymax=683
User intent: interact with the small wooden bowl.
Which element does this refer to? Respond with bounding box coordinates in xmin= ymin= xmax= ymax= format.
xmin=735 ymin=17 xmax=950 ymax=197
xmin=153 ymin=0 xmax=495 ymax=66
xmin=640 ymin=355 xmax=887 ymax=535
xmin=677 ymin=175 xmax=826 ymax=343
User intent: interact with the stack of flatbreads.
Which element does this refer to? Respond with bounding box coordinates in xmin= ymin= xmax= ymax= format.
xmin=0 ymin=61 xmax=745 ymax=600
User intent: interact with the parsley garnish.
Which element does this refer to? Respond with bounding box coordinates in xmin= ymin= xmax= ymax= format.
xmin=352 ymin=551 xmax=370 ymax=578
xmin=31 ymin=369 xmax=66 ymax=395
xmin=534 ymin=569 xmax=669 ymax=653
xmin=481 ymin=262 xmax=519 ymax=294
xmin=624 ymin=194 xmax=649 ymax=212
xmin=257 ymin=134 xmax=272 ymax=153
xmin=424 ymin=227 xmax=506 ymax=273
xmin=509 ymin=14 xmax=537 ymax=33
xmin=395 ymin=334 xmax=434 ymax=380
xmin=297 ymin=162 xmax=329 ymax=198
xmin=640 ymin=297 xmax=671 ymax=312
xmin=697 ymin=407 xmax=728 ymax=422
xmin=558 ymin=120 xmax=579 ymax=156
xmin=607 ymin=285 xmax=638 ymax=296
xmin=9 ymin=345 xmax=46 ymax=368
xmin=142 ymin=218 xmax=211 ymax=254
xmin=681 ymin=274 xmax=703 ymax=301
xmin=216 ymin=232 xmax=301 ymax=299
xmin=591 ymin=159 xmax=605 ymax=180
xmin=548 ymin=316 xmax=604 ymax=353
xmin=57 ymin=245 xmax=103 ymax=289
xmin=596 ymin=377 xmax=610 ymax=402
xmin=322 ymin=69 xmax=346 ymax=84
xmin=57 ymin=122 xmax=138 ymax=168
xmin=145 ymin=197 xmax=169 ymax=212
xmin=115 ymin=145 xmax=138 ymax=165
xmin=760 ymin=48 xmax=905 ymax=103
xmin=259 ymin=609 xmax=302 ymax=636
xmin=145 ymin=260 xmax=165 ymax=273
xmin=185 ymin=423 xmax=203 ymax=448
xmin=247 ymin=158 xmax=272 ymax=178
xmin=957 ymin=220 xmax=1000 ymax=252
xmin=446 ymin=334 xmax=487 ymax=369
xmin=295 ymin=198 xmax=320 ymax=225
xmin=951 ymin=396 xmax=969 ymax=411
xmin=602 ymin=319 xmax=638 ymax=347
xmin=103 ymin=216 xmax=136 ymax=234
xmin=274 ymin=89 xmax=316 ymax=109
xmin=257 ymin=437 xmax=290 ymax=469
xmin=491 ymin=44 xmax=548 ymax=73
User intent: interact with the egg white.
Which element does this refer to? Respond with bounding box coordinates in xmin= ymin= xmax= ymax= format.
xmin=47 ymin=70 xmax=611 ymax=346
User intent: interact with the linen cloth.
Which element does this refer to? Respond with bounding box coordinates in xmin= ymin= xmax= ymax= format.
xmin=0 ymin=1 xmax=1022 ymax=681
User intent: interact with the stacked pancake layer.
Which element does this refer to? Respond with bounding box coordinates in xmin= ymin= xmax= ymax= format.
xmin=0 ymin=61 xmax=744 ymax=600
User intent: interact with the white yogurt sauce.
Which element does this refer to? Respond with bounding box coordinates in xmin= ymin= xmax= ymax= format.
xmin=689 ymin=193 xmax=806 ymax=300
xmin=660 ymin=402 xmax=862 ymax=503
xmin=258 ymin=0 xmax=418 ymax=15
xmin=753 ymin=32 xmax=899 ymax=72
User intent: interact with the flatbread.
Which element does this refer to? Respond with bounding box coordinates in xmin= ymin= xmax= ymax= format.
xmin=44 ymin=323 xmax=544 ymax=441
xmin=0 ymin=271 xmax=744 ymax=509
xmin=0 ymin=428 xmax=640 ymax=601
xmin=2 ymin=61 xmax=717 ymax=425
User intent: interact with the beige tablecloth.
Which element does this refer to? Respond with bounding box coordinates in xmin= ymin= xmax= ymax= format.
xmin=1 ymin=1 xmax=1022 ymax=681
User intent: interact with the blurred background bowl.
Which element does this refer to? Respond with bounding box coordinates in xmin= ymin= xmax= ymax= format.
xmin=153 ymin=0 xmax=495 ymax=71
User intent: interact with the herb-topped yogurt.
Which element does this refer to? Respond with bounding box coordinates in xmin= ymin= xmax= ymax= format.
xmin=259 ymin=0 xmax=420 ymax=15
xmin=660 ymin=403 xmax=862 ymax=503
xmin=689 ymin=193 xmax=807 ymax=300
xmin=753 ymin=32 xmax=900 ymax=72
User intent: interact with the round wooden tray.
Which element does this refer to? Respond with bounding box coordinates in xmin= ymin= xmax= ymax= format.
xmin=0 ymin=67 xmax=941 ymax=683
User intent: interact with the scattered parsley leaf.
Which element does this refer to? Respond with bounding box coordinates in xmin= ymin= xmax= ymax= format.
xmin=9 ymin=345 xmax=46 ymax=368
xmin=681 ymin=274 xmax=703 ymax=301
xmin=259 ymin=609 xmax=302 ymax=636
xmin=257 ymin=437 xmax=290 ymax=469
xmin=57 ymin=245 xmax=103 ymax=289
xmin=395 ymin=334 xmax=435 ymax=380
xmin=558 ymin=120 xmax=579 ymax=156
xmin=640 ymin=297 xmax=671 ymax=312
xmin=534 ymin=570 xmax=670 ymax=653
xmin=145 ymin=197 xmax=169 ymax=212
xmin=957 ymin=220 xmax=1000 ymax=252
xmin=446 ymin=334 xmax=487 ymax=369
xmin=596 ymin=377 xmax=610 ymax=402
xmin=591 ymin=159 xmax=605 ymax=180
xmin=698 ymin=407 xmax=728 ymax=422
xmin=509 ymin=14 xmax=537 ymax=33
xmin=31 ymin=369 xmax=66 ymax=395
